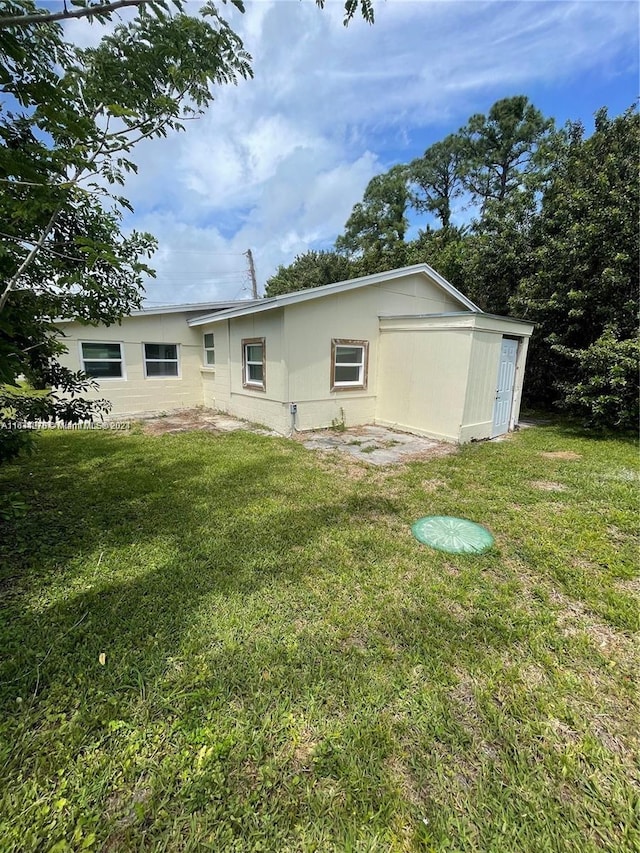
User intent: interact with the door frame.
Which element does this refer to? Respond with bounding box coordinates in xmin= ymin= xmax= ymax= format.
xmin=491 ymin=335 xmax=520 ymax=438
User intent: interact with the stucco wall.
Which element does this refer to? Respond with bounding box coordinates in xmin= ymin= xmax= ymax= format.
xmin=376 ymin=324 xmax=473 ymax=442
xmin=283 ymin=274 xmax=463 ymax=432
xmin=197 ymin=272 xmax=464 ymax=434
xmin=208 ymin=309 xmax=290 ymax=432
xmin=377 ymin=314 xmax=534 ymax=443
xmin=459 ymin=320 xmax=531 ymax=442
xmin=57 ymin=313 xmax=205 ymax=416
xmin=56 ymin=271 xmax=532 ymax=437
xmin=459 ymin=331 xmax=501 ymax=442
xmin=200 ymin=320 xmax=230 ymax=412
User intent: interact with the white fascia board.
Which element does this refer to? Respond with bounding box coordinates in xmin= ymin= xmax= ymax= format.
xmin=379 ymin=312 xmax=534 ymax=336
xmin=55 ymin=300 xmax=258 ymax=324
xmin=133 ymin=300 xmax=260 ymax=316
xmin=188 ymin=264 xmax=481 ymax=327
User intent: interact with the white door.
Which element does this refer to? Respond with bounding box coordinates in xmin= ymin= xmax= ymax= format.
xmin=491 ymin=338 xmax=519 ymax=437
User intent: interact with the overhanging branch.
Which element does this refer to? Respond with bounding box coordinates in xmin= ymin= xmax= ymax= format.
xmin=0 ymin=0 xmax=150 ymax=28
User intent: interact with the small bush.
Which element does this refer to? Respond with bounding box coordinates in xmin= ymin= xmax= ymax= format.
xmin=557 ymin=328 xmax=639 ymax=430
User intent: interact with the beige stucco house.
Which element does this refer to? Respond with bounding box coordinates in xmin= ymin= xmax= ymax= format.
xmin=57 ymin=264 xmax=534 ymax=443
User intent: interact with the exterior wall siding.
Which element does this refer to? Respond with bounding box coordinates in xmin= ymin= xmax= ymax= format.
xmin=57 ymin=313 xmax=206 ymax=416
xmin=459 ymin=331 xmax=501 ymax=442
xmin=375 ymin=327 xmax=472 ymax=442
xmin=377 ymin=314 xmax=533 ymax=443
xmin=459 ymin=329 xmax=530 ymax=442
xmin=222 ymin=309 xmax=290 ymax=432
xmin=283 ymin=276 xmax=462 ymax=432
xmin=199 ymin=321 xmax=231 ymax=412
xmin=55 ymin=271 xmax=533 ymax=439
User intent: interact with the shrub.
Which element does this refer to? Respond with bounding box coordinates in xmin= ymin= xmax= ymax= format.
xmin=556 ymin=328 xmax=639 ymax=430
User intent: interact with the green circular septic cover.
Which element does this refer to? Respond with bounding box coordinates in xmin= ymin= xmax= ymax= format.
xmin=411 ymin=516 xmax=494 ymax=554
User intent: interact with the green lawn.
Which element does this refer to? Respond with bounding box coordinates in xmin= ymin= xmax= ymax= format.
xmin=0 ymin=422 xmax=638 ymax=852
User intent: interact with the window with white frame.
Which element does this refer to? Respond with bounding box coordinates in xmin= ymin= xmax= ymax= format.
xmin=331 ymin=339 xmax=368 ymax=391
xmin=203 ymin=333 xmax=215 ymax=366
xmin=242 ymin=338 xmax=265 ymax=390
xmin=143 ymin=343 xmax=179 ymax=377
xmin=81 ymin=342 xmax=124 ymax=379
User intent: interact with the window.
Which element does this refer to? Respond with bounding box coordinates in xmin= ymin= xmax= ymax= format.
xmin=242 ymin=338 xmax=265 ymax=390
xmin=331 ymin=339 xmax=368 ymax=391
xmin=143 ymin=343 xmax=179 ymax=377
xmin=203 ymin=333 xmax=215 ymax=366
xmin=81 ymin=342 xmax=124 ymax=379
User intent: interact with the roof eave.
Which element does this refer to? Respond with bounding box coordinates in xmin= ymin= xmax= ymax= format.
xmin=188 ymin=263 xmax=481 ymax=327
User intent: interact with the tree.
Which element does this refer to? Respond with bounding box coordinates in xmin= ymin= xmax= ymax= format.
xmin=511 ymin=106 xmax=639 ymax=422
xmin=0 ymin=0 xmax=376 ymax=462
xmin=407 ymin=134 xmax=464 ymax=229
xmin=0 ymin=0 xmax=375 ymax=29
xmin=336 ymin=165 xmax=409 ymax=264
xmin=404 ymin=226 xmax=469 ymax=290
xmin=0 ymin=1 xmax=253 ymax=460
xmin=458 ymin=95 xmax=554 ymax=217
xmin=456 ymin=189 xmax=540 ymax=315
xmin=264 ymin=250 xmax=356 ymax=297
xmin=267 ymin=95 xmax=637 ymax=432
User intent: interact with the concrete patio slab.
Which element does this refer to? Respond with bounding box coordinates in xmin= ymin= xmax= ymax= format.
xmin=295 ymin=424 xmax=456 ymax=466
xmin=136 ymin=409 xmax=456 ymax=465
xmin=138 ymin=409 xmax=278 ymax=436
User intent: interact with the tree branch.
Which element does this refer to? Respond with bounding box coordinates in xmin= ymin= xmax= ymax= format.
xmin=0 ymin=0 xmax=151 ymax=28
xmin=0 ymin=231 xmax=90 ymax=264
xmin=0 ymin=205 xmax=63 ymax=313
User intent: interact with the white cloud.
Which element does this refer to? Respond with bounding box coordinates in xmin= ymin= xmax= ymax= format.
xmin=63 ymin=0 xmax=638 ymax=302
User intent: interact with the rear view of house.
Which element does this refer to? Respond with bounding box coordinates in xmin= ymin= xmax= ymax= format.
xmin=58 ymin=264 xmax=533 ymax=443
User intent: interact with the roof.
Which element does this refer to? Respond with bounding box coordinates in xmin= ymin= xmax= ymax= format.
xmin=132 ymin=299 xmax=261 ymax=317
xmin=55 ymin=299 xmax=260 ymax=324
xmin=187 ymin=264 xmax=481 ymax=327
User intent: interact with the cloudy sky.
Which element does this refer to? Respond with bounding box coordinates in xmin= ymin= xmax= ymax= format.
xmin=69 ymin=0 xmax=639 ymax=304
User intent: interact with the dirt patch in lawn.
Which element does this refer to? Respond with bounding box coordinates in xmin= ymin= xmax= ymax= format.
xmin=530 ymin=480 xmax=568 ymax=492
xmin=548 ymin=588 xmax=638 ymax=659
xmin=616 ymin=575 xmax=640 ymax=595
xmin=421 ymin=478 xmax=446 ymax=492
xmin=450 ymin=672 xmax=483 ymax=738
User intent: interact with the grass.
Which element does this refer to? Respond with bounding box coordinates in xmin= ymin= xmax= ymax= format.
xmin=0 ymin=421 xmax=638 ymax=852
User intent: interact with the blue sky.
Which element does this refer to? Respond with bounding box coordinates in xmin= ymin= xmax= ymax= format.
xmin=65 ymin=0 xmax=639 ymax=304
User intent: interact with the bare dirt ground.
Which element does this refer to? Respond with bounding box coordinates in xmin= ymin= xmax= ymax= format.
xmin=139 ymin=409 xmax=278 ymax=437
xmin=137 ymin=409 xmax=457 ymax=466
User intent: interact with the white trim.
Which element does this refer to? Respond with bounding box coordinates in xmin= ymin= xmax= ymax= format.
xmin=379 ymin=313 xmax=534 ymax=336
xmin=379 ymin=311 xmax=534 ymax=329
xmin=203 ymin=332 xmax=215 ymax=366
xmin=79 ymin=340 xmax=126 ymax=381
xmin=142 ymin=342 xmax=181 ymax=379
xmin=333 ymin=343 xmax=365 ymax=387
xmin=188 ymin=264 xmax=481 ymax=327
xmin=243 ymin=339 xmax=265 ymax=389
